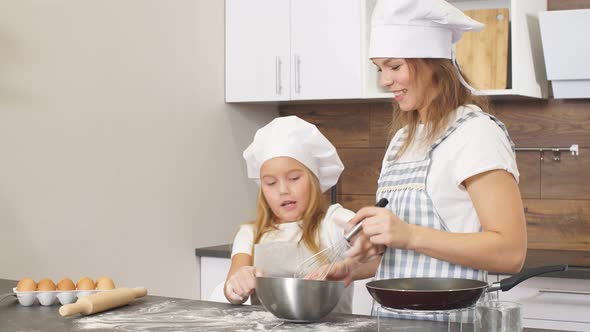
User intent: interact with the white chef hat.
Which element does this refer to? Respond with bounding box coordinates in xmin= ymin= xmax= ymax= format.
xmin=369 ymin=0 xmax=484 ymax=59
xmin=243 ymin=116 xmax=344 ymax=193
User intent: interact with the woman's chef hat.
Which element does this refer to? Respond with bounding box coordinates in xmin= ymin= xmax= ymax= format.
xmin=243 ymin=116 xmax=344 ymax=193
xmin=369 ymin=0 xmax=484 ymax=59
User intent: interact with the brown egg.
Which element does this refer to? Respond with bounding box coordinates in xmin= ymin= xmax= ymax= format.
xmin=16 ymin=278 xmax=37 ymax=292
xmin=76 ymin=277 xmax=95 ymax=290
xmin=37 ymin=278 xmax=56 ymax=291
xmin=56 ymin=277 xmax=76 ymax=291
xmin=95 ymin=276 xmax=116 ymax=290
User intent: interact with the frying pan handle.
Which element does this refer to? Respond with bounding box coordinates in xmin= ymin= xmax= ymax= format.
xmin=344 ymin=198 xmax=389 ymax=241
xmin=488 ymin=264 xmax=568 ymax=292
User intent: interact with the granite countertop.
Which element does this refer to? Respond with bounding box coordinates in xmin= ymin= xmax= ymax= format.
xmin=0 ymin=279 xmax=562 ymax=331
xmin=195 ymin=245 xmax=590 ymax=279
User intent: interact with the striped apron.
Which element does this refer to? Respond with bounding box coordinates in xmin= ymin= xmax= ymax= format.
xmin=373 ymin=110 xmax=515 ymax=321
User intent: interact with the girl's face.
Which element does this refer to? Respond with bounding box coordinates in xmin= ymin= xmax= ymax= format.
xmin=373 ymin=58 xmax=418 ymax=112
xmin=260 ymin=156 xmax=311 ymax=223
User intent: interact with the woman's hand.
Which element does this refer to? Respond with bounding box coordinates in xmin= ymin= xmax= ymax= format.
xmin=224 ymin=266 xmax=261 ymax=304
xmin=344 ymin=206 xmax=413 ymax=261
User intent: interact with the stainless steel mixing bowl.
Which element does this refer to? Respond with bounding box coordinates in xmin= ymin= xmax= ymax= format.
xmin=255 ymin=276 xmax=345 ymax=322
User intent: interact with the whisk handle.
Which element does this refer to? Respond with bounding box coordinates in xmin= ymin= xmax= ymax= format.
xmin=344 ymin=198 xmax=389 ymax=241
xmin=375 ymin=198 xmax=389 ymax=208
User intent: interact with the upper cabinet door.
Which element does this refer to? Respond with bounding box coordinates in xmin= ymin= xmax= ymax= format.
xmin=225 ymin=0 xmax=290 ymax=102
xmin=290 ymin=0 xmax=362 ymax=100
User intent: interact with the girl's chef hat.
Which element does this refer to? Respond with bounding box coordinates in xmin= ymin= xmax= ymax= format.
xmin=243 ymin=116 xmax=344 ymax=193
xmin=369 ymin=0 xmax=484 ymax=59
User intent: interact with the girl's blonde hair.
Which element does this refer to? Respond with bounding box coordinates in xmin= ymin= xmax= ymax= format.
xmin=250 ymin=166 xmax=327 ymax=255
xmin=389 ymin=58 xmax=489 ymax=158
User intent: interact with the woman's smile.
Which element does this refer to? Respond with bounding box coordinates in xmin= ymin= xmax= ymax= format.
xmin=393 ymin=89 xmax=407 ymax=101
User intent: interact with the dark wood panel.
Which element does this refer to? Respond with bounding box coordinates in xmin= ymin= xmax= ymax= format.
xmin=338 ymin=148 xmax=383 ymax=195
xmin=368 ymin=100 xmax=590 ymax=149
xmin=516 ymin=151 xmax=541 ymax=199
xmin=338 ymin=194 xmax=377 ymax=212
xmin=541 ymin=148 xmax=590 ymax=199
xmin=524 ymin=249 xmax=590 ymax=268
xmin=524 ymin=199 xmax=590 ymax=251
xmin=549 ymin=0 xmax=590 ymax=10
xmin=322 ymin=192 xmax=333 ymax=205
xmin=492 ymin=100 xmax=590 ymax=148
xmin=281 ymin=99 xmax=590 ymax=149
xmin=369 ymin=103 xmax=392 ymax=148
xmin=279 ymin=104 xmax=370 ymax=148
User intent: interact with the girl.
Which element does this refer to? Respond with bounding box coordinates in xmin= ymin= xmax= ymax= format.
xmin=224 ymin=115 xmax=355 ymax=313
xmin=328 ymin=0 xmax=527 ymax=319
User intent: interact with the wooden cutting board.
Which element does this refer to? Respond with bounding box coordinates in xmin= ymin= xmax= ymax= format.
xmin=455 ymin=8 xmax=509 ymax=90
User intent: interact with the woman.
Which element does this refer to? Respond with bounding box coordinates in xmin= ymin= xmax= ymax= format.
xmin=329 ymin=0 xmax=527 ymax=318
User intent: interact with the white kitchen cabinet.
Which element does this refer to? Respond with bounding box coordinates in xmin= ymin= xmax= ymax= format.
xmin=199 ymin=256 xmax=231 ymax=301
xmin=226 ymin=0 xmax=548 ymax=102
xmin=225 ymin=0 xmax=363 ymax=102
xmin=225 ymin=0 xmax=290 ymax=102
xmin=496 ymin=275 xmax=590 ymax=331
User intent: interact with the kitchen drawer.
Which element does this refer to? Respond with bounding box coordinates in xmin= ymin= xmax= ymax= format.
xmin=498 ymin=275 xmax=590 ymax=331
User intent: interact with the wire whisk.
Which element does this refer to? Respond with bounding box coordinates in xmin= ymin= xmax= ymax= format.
xmin=293 ymin=198 xmax=389 ymax=280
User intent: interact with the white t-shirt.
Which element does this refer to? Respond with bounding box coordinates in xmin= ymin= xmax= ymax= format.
xmin=386 ymin=105 xmax=519 ymax=233
xmin=231 ymin=204 xmax=356 ymax=257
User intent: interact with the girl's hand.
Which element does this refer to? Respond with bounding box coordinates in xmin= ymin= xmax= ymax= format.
xmin=224 ymin=266 xmax=261 ymax=304
xmin=324 ymin=258 xmax=381 ymax=286
xmin=344 ymin=206 xmax=413 ymax=261
xmin=324 ymin=260 xmax=355 ymax=287
xmin=304 ymin=260 xmax=354 ymax=286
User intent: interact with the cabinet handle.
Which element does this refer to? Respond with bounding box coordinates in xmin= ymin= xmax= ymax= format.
xmin=294 ymin=54 xmax=301 ymax=94
xmin=538 ymin=289 xmax=590 ymax=296
xmin=275 ymin=56 xmax=282 ymax=95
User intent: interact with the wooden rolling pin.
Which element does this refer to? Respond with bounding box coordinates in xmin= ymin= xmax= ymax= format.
xmin=59 ymin=287 xmax=147 ymax=317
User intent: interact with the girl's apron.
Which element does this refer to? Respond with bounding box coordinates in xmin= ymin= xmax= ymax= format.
xmin=374 ymin=110 xmax=515 ymax=321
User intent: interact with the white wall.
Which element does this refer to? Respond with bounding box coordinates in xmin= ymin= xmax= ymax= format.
xmin=0 ymin=0 xmax=277 ymax=299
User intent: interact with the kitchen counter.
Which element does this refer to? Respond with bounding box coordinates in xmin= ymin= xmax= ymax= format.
xmin=195 ymin=245 xmax=590 ymax=279
xmin=195 ymin=244 xmax=232 ymax=258
xmin=0 ymin=279 xmax=561 ymax=331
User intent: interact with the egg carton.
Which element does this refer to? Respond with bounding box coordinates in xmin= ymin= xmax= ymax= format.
xmin=13 ymin=288 xmax=108 ymax=306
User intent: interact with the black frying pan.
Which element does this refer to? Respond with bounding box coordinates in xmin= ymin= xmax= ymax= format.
xmin=366 ymin=264 xmax=567 ymax=311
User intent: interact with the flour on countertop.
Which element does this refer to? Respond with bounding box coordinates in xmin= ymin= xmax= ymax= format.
xmin=75 ymin=299 xmax=375 ymax=331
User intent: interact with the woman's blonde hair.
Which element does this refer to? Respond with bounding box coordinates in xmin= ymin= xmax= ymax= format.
xmin=389 ymin=58 xmax=489 ymax=158
xmin=250 ymin=166 xmax=327 ymax=255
